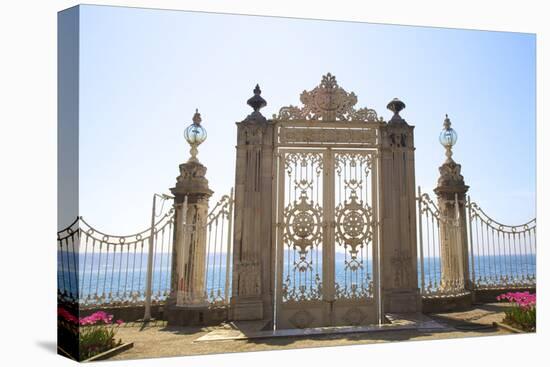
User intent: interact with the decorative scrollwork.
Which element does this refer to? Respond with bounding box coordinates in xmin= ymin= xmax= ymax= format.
xmin=283 ymin=192 xmax=323 ymax=264
xmin=207 ymin=193 xmax=234 ymax=225
xmin=335 ymin=281 xmax=374 ymax=300
xmin=335 ymin=191 xmax=373 ymax=256
xmin=282 ymin=273 xmax=323 ymax=302
xmin=419 ymin=193 xmax=441 ymax=218
xmin=437 ymin=160 xmax=465 ymax=188
xmin=334 ymin=152 xmax=373 ymax=175
xmin=284 ymin=152 xmax=324 ymax=176
xmin=273 ymin=73 xmax=384 ymax=123
xmin=468 ymin=200 xmax=536 ymax=233
xmin=332 ymin=151 xmax=376 ymax=300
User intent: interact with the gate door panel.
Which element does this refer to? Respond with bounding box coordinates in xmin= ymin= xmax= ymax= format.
xmin=275 ymin=149 xmax=379 ymax=329
xmin=332 ymin=151 xmax=379 ymax=326
xmin=276 ymin=150 xmax=328 ymax=329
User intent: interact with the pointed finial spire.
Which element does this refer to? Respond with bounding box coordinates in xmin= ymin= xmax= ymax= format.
xmin=443 ymin=113 xmax=451 ymax=129
xmin=192 ymin=108 xmax=202 ymax=124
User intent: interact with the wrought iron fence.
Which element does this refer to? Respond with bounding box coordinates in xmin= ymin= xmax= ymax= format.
xmin=417 ymin=187 xmax=536 ymax=298
xmin=467 ymin=197 xmax=536 ymax=289
xmin=57 ymin=217 xmax=80 ymax=303
xmin=417 ymin=189 xmax=467 ymax=297
xmin=57 ymin=190 xmax=234 ymax=308
xmin=59 ymin=186 xmax=534 ymax=307
xmin=205 ymin=189 xmax=234 ymax=306
xmin=57 ymin=208 xmax=176 ymax=307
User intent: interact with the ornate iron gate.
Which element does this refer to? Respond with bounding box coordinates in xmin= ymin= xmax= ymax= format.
xmin=272 ymin=74 xmax=383 ymax=329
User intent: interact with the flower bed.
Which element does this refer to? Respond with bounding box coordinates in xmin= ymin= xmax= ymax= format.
xmin=496 ymin=291 xmax=536 ymax=332
xmin=58 ymin=308 xmax=126 ymax=360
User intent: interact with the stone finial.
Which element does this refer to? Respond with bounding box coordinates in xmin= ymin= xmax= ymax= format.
xmin=244 ymin=84 xmax=267 ymax=123
xmin=443 ymin=113 xmax=450 ymax=129
xmin=192 ymin=108 xmax=202 ymax=124
xmin=247 ymin=84 xmax=267 ymax=112
xmin=387 ymin=98 xmax=407 ymax=124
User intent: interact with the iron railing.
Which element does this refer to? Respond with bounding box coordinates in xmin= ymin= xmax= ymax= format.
xmin=85 ymin=212 xmax=173 ymax=307
xmin=417 ymin=187 xmax=536 ymax=298
xmin=204 ymin=188 xmax=234 ymax=306
xmin=57 ymin=217 xmax=80 ymax=303
xmin=57 ymin=190 xmax=234 ymax=308
xmin=59 ymin=186 xmax=535 ymax=307
xmin=417 ymin=189 xmax=467 ymax=296
xmin=467 ymin=197 xmax=536 ymax=289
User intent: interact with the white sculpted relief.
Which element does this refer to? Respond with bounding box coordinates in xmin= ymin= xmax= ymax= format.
xmin=273 ymin=73 xmax=384 ymax=123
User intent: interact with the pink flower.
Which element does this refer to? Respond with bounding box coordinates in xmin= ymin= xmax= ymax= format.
xmin=78 ymin=311 xmax=116 ymax=326
xmin=497 ymin=291 xmax=536 ymax=309
xmin=58 ymin=307 xmax=78 ymax=324
xmin=115 ymin=319 xmax=124 ymax=325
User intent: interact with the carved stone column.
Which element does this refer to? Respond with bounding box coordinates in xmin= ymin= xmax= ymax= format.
xmin=379 ymin=98 xmax=421 ymax=313
xmin=171 ymin=161 xmax=212 ymax=306
xmin=165 ymin=111 xmax=213 ymax=325
xmin=434 ymin=115 xmax=470 ymax=292
xmin=230 ymin=85 xmax=275 ymax=321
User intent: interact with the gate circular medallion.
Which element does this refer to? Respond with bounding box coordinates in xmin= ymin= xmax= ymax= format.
xmin=335 ymin=193 xmax=373 ymax=251
xmin=284 ymin=193 xmax=322 ymax=252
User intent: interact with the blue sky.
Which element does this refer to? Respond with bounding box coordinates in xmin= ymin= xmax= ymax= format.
xmin=71 ymin=5 xmax=536 ymax=234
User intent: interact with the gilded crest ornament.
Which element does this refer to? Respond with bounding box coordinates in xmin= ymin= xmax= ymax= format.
xmin=274 ymin=73 xmax=383 ymax=122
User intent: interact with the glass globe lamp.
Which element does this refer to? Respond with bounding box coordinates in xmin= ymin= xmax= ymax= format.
xmin=439 ymin=114 xmax=457 ymax=163
xmin=184 ymin=109 xmax=207 ymax=162
xmin=439 ymin=126 xmax=457 ymax=148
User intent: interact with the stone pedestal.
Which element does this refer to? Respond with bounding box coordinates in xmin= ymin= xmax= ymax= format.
xmin=230 ymin=86 xmax=275 ymax=321
xmin=379 ymin=99 xmax=421 ymax=313
xmin=164 ymin=303 xmax=227 ymax=326
xmin=166 ymin=159 xmax=213 ymax=324
xmin=434 ymin=159 xmax=470 ymax=291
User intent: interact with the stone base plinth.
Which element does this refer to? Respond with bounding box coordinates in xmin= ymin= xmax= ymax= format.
xmin=421 ymin=292 xmax=472 ymax=313
xmin=165 ymin=304 xmax=228 ymax=326
xmin=383 ymin=289 xmax=422 ymax=313
xmin=231 ymin=298 xmax=264 ymax=321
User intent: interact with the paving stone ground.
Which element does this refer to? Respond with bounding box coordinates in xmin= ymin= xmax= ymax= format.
xmin=110 ymin=303 xmax=517 ymax=361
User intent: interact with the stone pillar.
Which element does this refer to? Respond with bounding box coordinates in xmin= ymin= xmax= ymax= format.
xmin=230 ymin=85 xmax=275 ymax=321
xmin=379 ymin=98 xmax=421 ymax=313
xmin=165 ymin=111 xmax=213 ymax=325
xmin=434 ymin=115 xmax=470 ymax=292
xmin=171 ymin=160 xmax=212 ymax=306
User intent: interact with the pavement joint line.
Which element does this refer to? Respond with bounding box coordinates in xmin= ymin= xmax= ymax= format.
xmin=194 ymin=315 xmax=453 ymax=342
